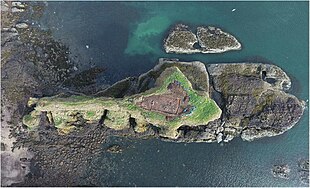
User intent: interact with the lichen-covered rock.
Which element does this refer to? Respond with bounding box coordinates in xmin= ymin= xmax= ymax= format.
xmin=164 ymin=24 xmax=200 ymax=54
xmin=197 ymin=26 xmax=241 ymax=53
xmin=241 ymin=90 xmax=304 ymax=141
xmin=207 ymin=62 xmax=304 ymax=142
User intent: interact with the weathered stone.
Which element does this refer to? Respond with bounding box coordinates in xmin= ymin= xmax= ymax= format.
xmin=11 ymin=7 xmax=24 ymax=13
xmin=216 ymin=133 xmax=223 ymax=143
xmin=15 ymin=23 xmax=28 ymax=29
xmin=226 ymin=95 xmax=257 ymax=117
xmin=1 ymin=1 xmax=9 ymax=12
xmin=223 ymin=134 xmax=234 ymax=142
xmin=12 ymin=2 xmax=25 ymax=8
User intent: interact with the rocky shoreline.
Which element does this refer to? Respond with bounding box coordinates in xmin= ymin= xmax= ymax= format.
xmin=164 ymin=24 xmax=241 ymax=54
xmin=1 ymin=1 xmax=105 ymax=186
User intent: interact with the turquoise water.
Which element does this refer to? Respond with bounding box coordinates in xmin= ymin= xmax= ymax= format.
xmin=41 ymin=1 xmax=309 ymax=186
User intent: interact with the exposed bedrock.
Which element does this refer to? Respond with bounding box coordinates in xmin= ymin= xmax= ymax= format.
xmin=207 ymin=62 xmax=305 ymax=142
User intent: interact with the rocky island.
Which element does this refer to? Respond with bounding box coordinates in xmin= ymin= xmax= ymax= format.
xmin=22 ymin=58 xmax=305 ymax=143
xmin=164 ymin=24 xmax=241 ymax=54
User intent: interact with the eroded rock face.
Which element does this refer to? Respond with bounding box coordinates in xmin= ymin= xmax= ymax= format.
xmin=164 ymin=24 xmax=241 ymax=54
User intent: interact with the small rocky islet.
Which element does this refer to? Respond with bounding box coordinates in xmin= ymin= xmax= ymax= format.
xmin=1 ymin=1 xmax=308 ymax=187
xmin=164 ymin=24 xmax=241 ymax=54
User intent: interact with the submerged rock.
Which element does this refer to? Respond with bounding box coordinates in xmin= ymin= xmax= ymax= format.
xmin=272 ymin=164 xmax=290 ymax=179
xmin=298 ymin=159 xmax=309 ymax=185
xmin=164 ymin=24 xmax=241 ymax=54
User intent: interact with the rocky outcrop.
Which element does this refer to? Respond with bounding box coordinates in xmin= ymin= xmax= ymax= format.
xmin=164 ymin=24 xmax=241 ymax=54
xmin=207 ymin=63 xmax=305 ymax=142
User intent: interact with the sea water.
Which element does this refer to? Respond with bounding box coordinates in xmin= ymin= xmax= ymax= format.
xmin=40 ymin=1 xmax=309 ymax=186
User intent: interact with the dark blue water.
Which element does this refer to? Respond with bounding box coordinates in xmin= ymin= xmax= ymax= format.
xmin=41 ymin=1 xmax=309 ymax=186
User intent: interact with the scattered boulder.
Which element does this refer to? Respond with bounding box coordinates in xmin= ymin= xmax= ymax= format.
xmin=11 ymin=7 xmax=25 ymax=13
xmin=12 ymin=2 xmax=25 ymax=9
xmin=216 ymin=133 xmax=223 ymax=143
xmin=15 ymin=23 xmax=28 ymax=29
xmin=106 ymin=145 xmax=123 ymax=154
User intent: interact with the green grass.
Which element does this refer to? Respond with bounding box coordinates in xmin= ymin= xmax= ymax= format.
xmin=54 ymin=116 xmax=66 ymax=127
xmin=22 ymin=112 xmax=40 ymax=129
xmin=142 ymin=111 xmax=166 ymax=122
xmin=86 ymin=111 xmax=96 ymax=118
xmin=23 ymin=114 xmax=33 ymax=122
